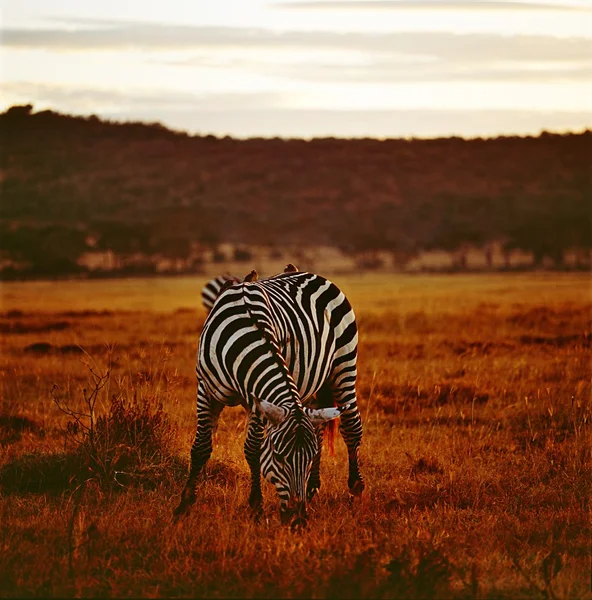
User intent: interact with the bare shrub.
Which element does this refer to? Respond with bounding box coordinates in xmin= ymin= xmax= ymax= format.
xmin=52 ymin=346 xmax=183 ymax=491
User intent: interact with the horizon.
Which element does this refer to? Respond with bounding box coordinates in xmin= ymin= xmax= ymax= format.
xmin=2 ymin=0 xmax=592 ymax=138
xmin=4 ymin=102 xmax=591 ymax=142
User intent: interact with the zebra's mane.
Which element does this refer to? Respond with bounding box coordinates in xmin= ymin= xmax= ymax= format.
xmin=275 ymin=406 xmax=316 ymax=457
xmin=293 ymin=409 xmax=316 ymax=448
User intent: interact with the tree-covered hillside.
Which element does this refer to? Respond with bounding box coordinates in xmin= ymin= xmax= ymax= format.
xmin=1 ymin=104 xmax=590 ymax=277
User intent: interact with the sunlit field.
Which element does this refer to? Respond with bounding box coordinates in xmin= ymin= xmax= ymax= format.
xmin=0 ymin=273 xmax=590 ymax=598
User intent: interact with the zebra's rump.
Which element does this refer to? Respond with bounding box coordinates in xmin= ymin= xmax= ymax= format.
xmin=197 ymin=271 xmax=358 ymax=407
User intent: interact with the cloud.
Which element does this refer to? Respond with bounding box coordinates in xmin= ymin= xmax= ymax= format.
xmin=2 ymin=81 xmax=590 ymax=138
xmin=167 ymin=54 xmax=592 ymax=83
xmin=273 ymin=1 xmax=591 ymax=11
xmin=3 ymin=22 xmax=592 ymax=64
xmin=0 ymin=82 xmax=285 ymax=112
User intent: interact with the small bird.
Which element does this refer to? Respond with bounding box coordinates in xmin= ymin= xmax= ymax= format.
xmin=244 ymin=269 xmax=258 ymax=282
xmin=284 ymin=263 xmax=298 ymax=273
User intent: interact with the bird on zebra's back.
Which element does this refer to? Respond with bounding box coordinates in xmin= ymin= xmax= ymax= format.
xmin=201 ymin=265 xmax=297 ymax=312
xmin=175 ymin=269 xmax=365 ymax=528
xmin=201 ymin=273 xmax=242 ymax=312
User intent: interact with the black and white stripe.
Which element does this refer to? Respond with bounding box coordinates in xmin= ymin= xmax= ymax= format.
xmin=175 ymin=271 xmax=364 ymax=526
xmin=201 ymin=274 xmax=241 ymax=312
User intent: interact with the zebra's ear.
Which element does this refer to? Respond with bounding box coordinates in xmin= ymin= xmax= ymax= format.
xmin=252 ymin=398 xmax=289 ymax=426
xmin=305 ymin=407 xmax=342 ymax=425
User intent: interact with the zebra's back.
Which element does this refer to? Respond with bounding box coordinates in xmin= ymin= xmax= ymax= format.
xmin=198 ymin=271 xmax=357 ymax=406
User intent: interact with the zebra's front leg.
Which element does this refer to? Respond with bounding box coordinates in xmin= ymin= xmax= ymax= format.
xmin=174 ymin=382 xmax=223 ymax=518
xmin=244 ymin=411 xmax=264 ymax=518
xmin=307 ymin=425 xmax=324 ymax=503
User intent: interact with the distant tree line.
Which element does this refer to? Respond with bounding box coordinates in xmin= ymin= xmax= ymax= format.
xmin=1 ymin=105 xmax=590 ymax=278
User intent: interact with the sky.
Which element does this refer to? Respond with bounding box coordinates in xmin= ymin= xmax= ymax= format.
xmin=1 ymin=0 xmax=591 ymax=139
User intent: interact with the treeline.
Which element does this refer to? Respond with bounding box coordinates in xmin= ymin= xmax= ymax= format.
xmin=1 ymin=104 xmax=590 ymax=277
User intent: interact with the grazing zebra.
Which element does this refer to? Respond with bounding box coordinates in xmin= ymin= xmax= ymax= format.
xmin=201 ymin=274 xmax=242 ymax=312
xmin=175 ymin=268 xmax=364 ymax=526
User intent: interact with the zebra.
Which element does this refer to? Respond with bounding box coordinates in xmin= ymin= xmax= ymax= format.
xmin=201 ymin=274 xmax=242 ymax=312
xmin=175 ymin=268 xmax=364 ymax=527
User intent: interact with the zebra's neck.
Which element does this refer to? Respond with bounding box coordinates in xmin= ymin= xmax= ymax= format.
xmin=241 ymin=284 xmax=303 ymax=412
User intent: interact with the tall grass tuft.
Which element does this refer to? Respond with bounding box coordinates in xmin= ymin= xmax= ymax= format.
xmin=52 ymin=346 xmax=184 ymax=492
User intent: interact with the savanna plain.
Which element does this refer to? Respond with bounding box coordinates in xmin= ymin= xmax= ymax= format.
xmin=0 ymin=273 xmax=590 ymax=598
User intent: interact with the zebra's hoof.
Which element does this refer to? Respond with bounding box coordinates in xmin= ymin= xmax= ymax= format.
xmin=249 ymin=502 xmax=263 ymax=521
xmin=173 ymin=489 xmax=196 ymax=520
xmin=172 ymin=503 xmax=189 ymax=521
xmin=290 ymin=516 xmax=308 ymax=531
xmin=349 ymin=479 xmax=365 ymax=497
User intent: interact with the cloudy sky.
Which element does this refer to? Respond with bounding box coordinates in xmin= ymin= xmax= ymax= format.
xmin=2 ymin=0 xmax=591 ymax=138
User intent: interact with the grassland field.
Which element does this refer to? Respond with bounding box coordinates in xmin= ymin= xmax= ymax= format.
xmin=0 ymin=272 xmax=590 ymax=598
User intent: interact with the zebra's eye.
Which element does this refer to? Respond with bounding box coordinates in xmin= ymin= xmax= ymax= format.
xmin=273 ymin=451 xmax=286 ymax=465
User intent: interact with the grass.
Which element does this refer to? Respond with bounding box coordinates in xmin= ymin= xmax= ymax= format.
xmin=0 ymin=272 xmax=590 ymax=598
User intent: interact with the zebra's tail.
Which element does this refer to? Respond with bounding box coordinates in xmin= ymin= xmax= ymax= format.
xmin=325 ymin=418 xmax=337 ymax=457
xmin=316 ymin=383 xmax=337 ymax=456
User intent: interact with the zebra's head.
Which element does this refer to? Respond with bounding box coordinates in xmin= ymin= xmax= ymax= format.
xmin=255 ymin=399 xmax=342 ymax=528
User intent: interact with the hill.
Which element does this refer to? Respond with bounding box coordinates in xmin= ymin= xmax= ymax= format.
xmin=1 ymin=104 xmax=590 ymax=278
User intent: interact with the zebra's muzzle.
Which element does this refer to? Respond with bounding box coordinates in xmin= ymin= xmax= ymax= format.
xmin=281 ymin=500 xmax=308 ymax=529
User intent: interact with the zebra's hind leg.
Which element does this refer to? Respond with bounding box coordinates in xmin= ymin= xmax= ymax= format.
xmin=330 ymin=382 xmax=364 ymax=498
xmin=244 ymin=410 xmax=264 ymax=518
xmin=340 ymin=401 xmax=364 ymax=497
xmin=174 ymin=382 xmax=223 ymax=519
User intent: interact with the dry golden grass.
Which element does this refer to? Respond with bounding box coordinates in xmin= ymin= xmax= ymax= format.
xmin=0 ymin=273 xmax=590 ymax=598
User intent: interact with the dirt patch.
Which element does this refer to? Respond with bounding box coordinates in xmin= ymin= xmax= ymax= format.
xmin=0 ymin=321 xmax=70 ymax=334
xmin=59 ymin=310 xmax=114 ymax=317
xmin=2 ymin=310 xmax=25 ymax=318
xmin=0 ymin=415 xmax=44 ymax=444
xmin=23 ymin=343 xmax=88 ymax=355
xmin=0 ymin=451 xmax=84 ymax=495
xmin=518 ymin=333 xmax=591 ymax=348
xmin=23 ymin=342 xmax=54 ymax=354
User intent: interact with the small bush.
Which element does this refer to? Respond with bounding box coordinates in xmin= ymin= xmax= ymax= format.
xmin=52 ymin=347 xmax=182 ymax=491
xmin=85 ymin=392 xmax=180 ymax=489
